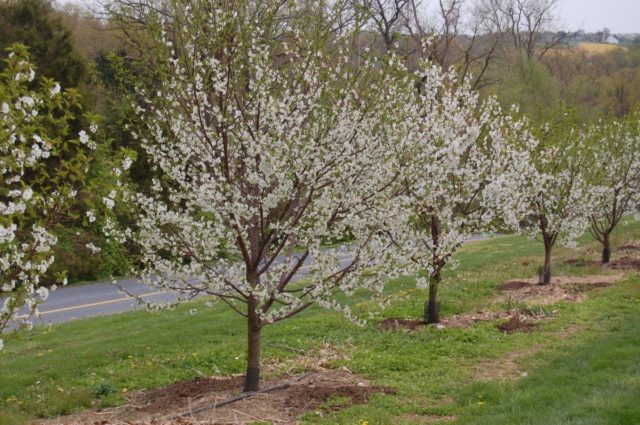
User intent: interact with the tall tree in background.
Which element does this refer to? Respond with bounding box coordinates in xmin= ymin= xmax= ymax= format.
xmin=0 ymin=0 xmax=86 ymax=88
xmin=474 ymin=0 xmax=564 ymax=60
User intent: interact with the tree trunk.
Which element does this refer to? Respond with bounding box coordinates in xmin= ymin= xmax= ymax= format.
xmin=424 ymin=215 xmax=442 ymax=324
xmin=424 ymin=270 xmax=441 ymax=324
xmin=244 ymin=297 xmax=261 ymax=392
xmin=539 ymin=243 xmax=552 ymax=285
xmin=602 ymin=232 xmax=611 ymax=264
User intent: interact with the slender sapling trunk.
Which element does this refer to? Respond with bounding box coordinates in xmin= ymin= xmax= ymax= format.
xmin=539 ymin=241 xmax=553 ymax=285
xmin=424 ymin=270 xmax=441 ymax=324
xmin=602 ymin=231 xmax=611 ymax=264
xmin=244 ymin=296 xmax=261 ymax=392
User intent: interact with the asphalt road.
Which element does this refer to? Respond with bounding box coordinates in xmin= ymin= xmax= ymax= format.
xmin=12 ymin=233 xmax=491 ymax=328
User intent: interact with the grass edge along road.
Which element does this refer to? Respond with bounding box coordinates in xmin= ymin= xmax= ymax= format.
xmin=1 ymin=222 xmax=640 ymax=425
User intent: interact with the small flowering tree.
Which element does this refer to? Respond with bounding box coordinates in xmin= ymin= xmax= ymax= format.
xmin=0 ymin=45 xmax=97 ymax=348
xmin=513 ymin=116 xmax=596 ymax=284
xmin=105 ymin=1 xmax=412 ymax=392
xmin=586 ymin=118 xmax=640 ymax=263
xmin=398 ymin=65 xmax=532 ymax=323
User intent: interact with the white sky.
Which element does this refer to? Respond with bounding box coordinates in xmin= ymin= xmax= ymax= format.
xmin=59 ymin=0 xmax=640 ymax=34
xmin=558 ymin=0 xmax=640 ymax=34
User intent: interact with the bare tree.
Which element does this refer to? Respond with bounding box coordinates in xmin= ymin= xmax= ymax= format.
xmin=474 ymin=0 xmax=564 ymax=60
xmin=355 ymin=0 xmax=411 ymax=51
xmin=408 ymin=0 xmax=506 ymax=89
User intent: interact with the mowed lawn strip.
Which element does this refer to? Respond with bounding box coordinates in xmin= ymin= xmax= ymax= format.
xmin=0 ymin=221 xmax=639 ymax=424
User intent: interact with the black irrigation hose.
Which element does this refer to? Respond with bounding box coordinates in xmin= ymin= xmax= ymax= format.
xmin=167 ymin=372 xmax=312 ymax=420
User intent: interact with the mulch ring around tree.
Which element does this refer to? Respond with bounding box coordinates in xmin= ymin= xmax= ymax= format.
xmin=37 ymin=369 xmax=394 ymax=425
xmin=378 ymin=317 xmax=426 ymax=331
xmin=496 ymin=315 xmax=538 ymax=333
xmin=379 ymin=308 xmax=546 ymax=332
xmin=563 ymin=257 xmax=640 ymax=270
xmin=497 ymin=274 xmax=624 ymax=305
xmin=620 ymin=241 xmax=640 ymax=252
xmin=565 ymin=241 xmax=640 ymax=271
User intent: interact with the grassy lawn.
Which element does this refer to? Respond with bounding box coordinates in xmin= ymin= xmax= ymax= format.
xmin=1 ymin=221 xmax=640 ymax=424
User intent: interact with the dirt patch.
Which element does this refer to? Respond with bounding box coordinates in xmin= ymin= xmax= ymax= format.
xmin=607 ymin=256 xmax=640 ymax=271
xmin=442 ymin=308 xmax=547 ymax=329
xmin=496 ymin=316 xmax=538 ymax=333
xmin=378 ymin=317 xmax=425 ymax=330
xmin=379 ymin=308 xmax=546 ymax=332
xmin=132 ymin=375 xmax=245 ymax=415
xmin=565 ymin=241 xmax=640 ymax=271
xmin=563 ymin=258 xmax=598 ymax=267
xmin=498 ymin=274 xmax=624 ymax=305
xmin=38 ymin=369 xmax=394 ymax=425
xmin=498 ymin=280 xmax=530 ymax=291
xmin=474 ymin=347 xmax=539 ymax=382
xmin=620 ymin=242 xmax=640 ymax=252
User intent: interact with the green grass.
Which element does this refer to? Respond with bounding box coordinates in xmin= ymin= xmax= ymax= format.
xmin=1 ymin=221 xmax=640 ymax=424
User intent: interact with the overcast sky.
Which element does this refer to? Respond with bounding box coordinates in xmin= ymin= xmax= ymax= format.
xmin=58 ymin=0 xmax=640 ymax=34
xmin=558 ymin=0 xmax=640 ymax=34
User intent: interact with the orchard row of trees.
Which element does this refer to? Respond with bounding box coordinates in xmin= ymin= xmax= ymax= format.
xmin=2 ymin=0 xmax=640 ymax=284
xmin=2 ymin=0 xmax=640 ymax=392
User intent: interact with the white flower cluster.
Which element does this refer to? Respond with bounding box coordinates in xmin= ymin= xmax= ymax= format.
xmin=105 ymin=1 xmax=637 ymax=333
xmin=104 ymin=2 xmax=414 ymax=329
xmin=586 ymin=119 xmax=640 ymax=247
xmin=391 ymin=66 xmax=536 ymax=287
xmin=0 ymin=48 xmax=96 ymax=345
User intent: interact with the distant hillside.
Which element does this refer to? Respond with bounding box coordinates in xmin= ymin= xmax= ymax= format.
xmin=577 ymin=42 xmax=627 ymax=54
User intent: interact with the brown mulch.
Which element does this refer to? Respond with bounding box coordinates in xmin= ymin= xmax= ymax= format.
xmin=498 ymin=274 xmax=624 ymax=305
xmin=496 ymin=316 xmax=538 ymax=334
xmin=38 ymin=369 xmax=394 ymax=425
xmin=607 ymin=256 xmax=640 ymax=270
xmin=620 ymin=242 xmax=640 ymax=251
xmin=378 ymin=317 xmax=425 ymax=330
xmin=498 ymin=280 xmax=530 ymax=291
xmin=132 ymin=375 xmax=245 ymax=415
xmin=379 ymin=308 xmax=546 ymax=332
xmin=563 ymin=258 xmax=597 ymax=267
xmin=565 ymin=240 xmax=640 ymax=271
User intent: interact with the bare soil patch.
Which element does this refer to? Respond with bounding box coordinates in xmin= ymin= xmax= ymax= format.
xmin=474 ymin=347 xmax=539 ymax=382
xmin=496 ymin=316 xmax=538 ymax=333
xmin=498 ymin=280 xmax=530 ymax=291
xmin=607 ymin=256 xmax=640 ymax=271
xmin=379 ymin=308 xmax=546 ymax=332
xmin=378 ymin=317 xmax=425 ymax=330
xmin=38 ymin=370 xmax=394 ymax=425
xmin=565 ymin=241 xmax=640 ymax=271
xmin=620 ymin=242 xmax=640 ymax=252
xmin=498 ymin=274 xmax=624 ymax=305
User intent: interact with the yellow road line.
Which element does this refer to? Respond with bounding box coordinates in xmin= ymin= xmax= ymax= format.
xmin=23 ymin=256 xmax=356 ymax=318
xmin=32 ymin=291 xmax=166 ymax=317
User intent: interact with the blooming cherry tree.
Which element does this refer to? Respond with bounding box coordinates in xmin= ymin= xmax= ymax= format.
xmin=397 ymin=65 xmax=532 ymax=323
xmin=0 ymin=45 xmax=96 ymax=348
xmin=512 ymin=117 xmax=597 ymax=284
xmin=586 ymin=118 xmax=640 ymax=263
xmin=105 ymin=1 xmax=413 ymax=392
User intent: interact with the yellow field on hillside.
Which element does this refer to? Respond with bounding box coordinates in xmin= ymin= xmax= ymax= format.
xmin=577 ymin=42 xmax=627 ymax=54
